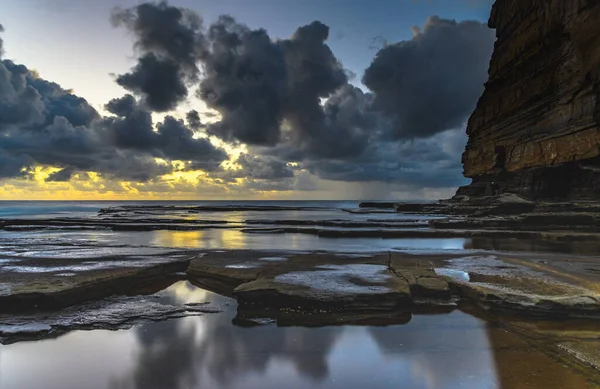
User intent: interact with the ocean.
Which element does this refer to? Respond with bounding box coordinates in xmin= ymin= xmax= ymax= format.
xmin=0 ymin=200 xmax=465 ymax=254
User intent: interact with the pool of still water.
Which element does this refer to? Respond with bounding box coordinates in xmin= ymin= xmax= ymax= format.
xmin=0 ymin=281 xmax=597 ymax=389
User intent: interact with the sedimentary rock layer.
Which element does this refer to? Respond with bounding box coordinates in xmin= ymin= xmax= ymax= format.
xmin=461 ymin=0 xmax=600 ymax=199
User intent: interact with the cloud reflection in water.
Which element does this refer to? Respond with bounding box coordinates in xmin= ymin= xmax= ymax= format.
xmin=4 ymin=281 xmax=587 ymax=389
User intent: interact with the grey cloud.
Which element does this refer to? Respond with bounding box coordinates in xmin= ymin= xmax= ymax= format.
xmin=101 ymin=95 xmax=228 ymax=169
xmin=0 ymin=54 xmax=227 ymax=182
xmin=105 ymin=93 xmax=136 ymax=117
xmin=0 ymin=59 xmax=98 ymax=134
xmin=303 ymin=128 xmax=468 ymax=188
xmin=235 ymin=154 xmax=294 ymax=180
xmin=112 ymin=5 xmax=492 ymax=191
xmin=112 ymin=2 xmax=208 ymax=111
xmin=201 ymin=15 xmax=287 ymax=145
xmin=1 ymin=10 xmax=496 ymax=193
xmin=0 ymin=60 xmax=46 ymax=132
xmin=102 ymin=95 xmax=156 ymax=149
xmin=0 ymin=152 xmax=28 ymax=178
xmin=210 ymin=154 xmax=294 ymax=181
xmin=116 ymin=54 xmax=188 ymax=112
xmin=200 ymin=17 xmax=375 ymax=159
xmin=28 ymin=74 xmax=98 ymax=127
xmin=363 ymin=16 xmax=495 ymax=139
xmin=295 ymin=85 xmax=376 ymax=158
xmin=94 ymin=153 xmax=173 ymax=182
xmin=280 ymin=22 xmax=359 ymax=157
xmin=111 ymin=2 xmax=206 ymax=72
xmin=243 ymin=178 xmax=295 ymax=192
xmin=156 ymin=116 xmax=226 ymax=171
xmin=186 ymin=110 xmax=203 ymax=130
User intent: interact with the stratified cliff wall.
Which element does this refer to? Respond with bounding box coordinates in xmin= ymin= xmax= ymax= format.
xmin=460 ymin=0 xmax=600 ymax=200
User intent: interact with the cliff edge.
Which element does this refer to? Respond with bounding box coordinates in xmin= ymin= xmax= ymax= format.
xmin=459 ymin=0 xmax=600 ymax=200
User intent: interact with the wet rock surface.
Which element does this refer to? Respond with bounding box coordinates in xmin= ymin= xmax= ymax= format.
xmin=5 ymin=247 xmax=598 ymax=323
xmin=0 ymin=289 xmax=220 ymax=344
xmin=0 ymin=245 xmax=201 ymax=313
xmin=187 ymin=250 xmax=600 ymax=321
xmin=2 ymin=246 xmax=600 ymax=382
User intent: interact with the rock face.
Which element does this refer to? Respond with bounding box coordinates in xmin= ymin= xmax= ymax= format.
xmin=461 ymin=0 xmax=600 ymax=200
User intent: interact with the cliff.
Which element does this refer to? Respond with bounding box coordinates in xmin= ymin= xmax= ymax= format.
xmin=459 ymin=0 xmax=600 ymax=200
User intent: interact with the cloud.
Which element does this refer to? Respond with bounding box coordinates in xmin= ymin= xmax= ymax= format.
xmin=186 ymin=110 xmax=203 ymax=130
xmin=194 ymin=13 xmax=491 ymax=192
xmin=112 ymin=2 xmax=208 ymax=111
xmin=228 ymin=154 xmax=295 ymax=180
xmin=0 ymin=152 xmax=28 ymax=178
xmin=115 ymin=54 xmax=188 ymax=112
xmin=0 ymin=24 xmax=4 ymax=58
xmin=200 ymin=15 xmax=288 ymax=145
xmin=303 ymin=128 xmax=468 ymax=188
xmin=0 ymin=60 xmax=47 ymax=132
xmin=101 ymin=94 xmax=228 ymax=170
xmin=0 ymin=55 xmax=227 ymax=182
xmin=199 ymin=17 xmax=378 ymax=160
xmin=156 ymin=116 xmax=227 ymax=171
xmin=1 ymin=8 xmax=497 ymax=196
xmin=200 ymin=14 xmax=491 ymax=164
xmin=45 ymin=167 xmax=76 ymax=182
xmin=363 ymin=16 xmax=494 ymax=139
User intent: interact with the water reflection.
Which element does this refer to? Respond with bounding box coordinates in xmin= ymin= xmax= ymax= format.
xmin=466 ymin=237 xmax=600 ymax=256
xmin=1 ymin=281 xmax=595 ymax=389
xmin=149 ymin=229 xmax=470 ymax=252
xmin=151 ymin=231 xmax=206 ymax=249
xmin=148 ymin=229 xmax=600 ymax=255
xmin=8 ymin=222 xmax=599 ymax=255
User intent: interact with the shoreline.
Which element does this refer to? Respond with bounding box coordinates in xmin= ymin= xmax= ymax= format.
xmin=1 ymin=247 xmax=600 ymax=381
xmin=2 ymin=200 xmax=600 ymax=380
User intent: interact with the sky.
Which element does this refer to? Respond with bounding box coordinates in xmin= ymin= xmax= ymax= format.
xmin=0 ymin=0 xmax=495 ymax=200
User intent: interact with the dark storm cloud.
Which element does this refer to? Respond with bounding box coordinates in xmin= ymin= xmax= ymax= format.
xmin=102 ymin=95 xmax=156 ymax=149
xmin=101 ymin=95 xmax=227 ymax=169
xmin=112 ymin=2 xmax=208 ymax=111
xmin=156 ymin=116 xmax=226 ymax=171
xmin=303 ymin=128 xmax=468 ymax=188
xmin=295 ymin=85 xmax=376 ymax=158
xmin=0 ymin=59 xmax=112 ymax=179
xmin=105 ymin=93 xmax=136 ymax=117
xmin=0 ymin=60 xmax=46 ymax=131
xmin=280 ymin=20 xmax=348 ymax=148
xmin=200 ymin=16 xmax=377 ymax=159
xmin=0 ymin=102 xmax=172 ymax=182
xmin=2 ymin=7 xmax=497 ymax=192
xmin=232 ymin=154 xmax=294 ymax=180
xmin=112 ymin=4 xmax=493 ymax=189
xmin=0 ymin=152 xmax=28 ymax=178
xmin=200 ymin=15 xmax=288 ymax=145
xmin=363 ymin=16 xmax=495 ymax=139
xmin=111 ymin=2 xmax=207 ymax=72
xmin=0 ymin=59 xmax=98 ymax=132
xmin=115 ymin=54 xmax=188 ymax=112
xmin=186 ymin=110 xmax=203 ymax=130
xmin=0 ymin=51 xmax=227 ymax=182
